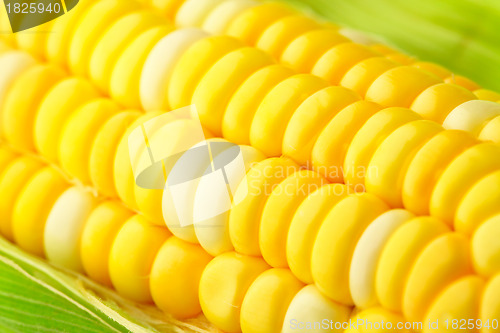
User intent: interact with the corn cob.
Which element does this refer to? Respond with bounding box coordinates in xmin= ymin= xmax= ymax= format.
xmin=0 ymin=0 xmax=500 ymax=330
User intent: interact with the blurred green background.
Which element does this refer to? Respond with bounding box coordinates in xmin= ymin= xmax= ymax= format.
xmin=284 ymin=0 xmax=500 ymax=92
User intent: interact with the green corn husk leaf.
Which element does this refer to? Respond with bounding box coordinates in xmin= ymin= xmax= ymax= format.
xmin=282 ymin=0 xmax=500 ymax=93
xmin=0 ymin=237 xmax=217 ymax=333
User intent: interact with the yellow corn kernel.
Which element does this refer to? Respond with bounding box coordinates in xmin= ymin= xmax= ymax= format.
xmin=343 ymin=107 xmax=422 ymax=187
xmin=412 ymin=61 xmax=452 ymax=79
xmin=312 ymin=42 xmax=379 ymax=85
xmin=411 ymin=83 xmax=477 ymax=123
xmin=193 ymin=145 xmax=265 ymax=256
xmin=455 ymin=170 xmax=500 ymax=235
xmin=229 ymin=157 xmax=299 ymax=256
xmin=12 ymin=167 xmax=68 ymax=257
xmin=223 ymin=64 xmax=295 ymax=145
xmin=110 ymin=25 xmax=172 ymax=109
xmin=113 ymin=111 xmax=162 ymax=210
xmin=471 ymin=215 xmax=500 ymax=277
xmin=59 ymin=99 xmax=121 ymax=184
xmin=287 ymin=184 xmax=350 ymax=284
xmin=424 ymin=276 xmax=484 ymax=333
xmin=150 ymin=0 xmax=184 ymax=18
xmin=283 ymin=284 xmax=351 ymax=333
xmin=376 ymin=217 xmax=450 ymax=312
xmin=430 ymin=143 xmax=500 ymax=225
xmin=2 ymin=64 xmax=66 ymax=151
xmin=250 ymin=74 xmax=328 ymax=156
xmin=280 ymin=29 xmax=349 ymax=73
xmin=15 ymin=20 xmax=55 ymax=60
xmin=193 ymin=47 xmax=275 ymax=136
xmin=0 ymin=52 xmax=37 ymax=134
xmin=89 ymin=111 xmax=141 ymax=198
xmin=45 ymin=0 xmax=95 ymax=67
xmin=345 ymin=307 xmax=411 ymax=333
xmin=366 ymin=66 xmax=442 ymax=108
xmin=199 ymin=252 xmax=269 ymax=333
xmin=168 ymin=35 xmax=243 ymax=110
xmin=44 ymin=187 xmax=98 ymax=272
xmin=366 ymin=120 xmax=443 ymax=207
xmin=350 ymin=209 xmax=414 ymax=309
xmin=480 ymin=274 xmax=500 ymax=333
xmin=445 ymin=74 xmax=481 ymax=91
xmin=35 ymin=77 xmax=101 ymax=162
xmin=175 ymin=0 xmax=227 ymax=28
xmin=474 ymin=89 xmax=500 ymax=102
xmin=402 ymin=130 xmax=477 ymax=215
xmin=256 ymin=15 xmax=322 ymax=59
xmin=312 ymin=193 xmax=389 ymax=305
xmin=0 ymin=156 xmax=43 ymax=241
xmin=283 ymin=86 xmax=361 ymax=166
xmin=109 ymin=215 xmax=170 ymax=303
xmin=225 ymin=2 xmax=296 ymax=46
xmin=89 ymin=11 xmax=164 ymax=92
xmin=202 ymin=0 xmax=258 ymax=35
xmin=403 ymin=233 xmax=472 ymax=322
xmin=141 ymin=28 xmax=209 ymax=111
xmin=80 ymin=201 xmax=133 ymax=286
xmin=443 ymin=100 xmax=500 ymax=135
xmin=260 ymin=170 xmax=327 ymax=268
xmin=240 ymin=268 xmax=304 ymax=333
xmin=312 ymin=101 xmax=382 ymax=183
xmin=340 ymin=57 xmax=398 ymax=97
xmin=150 ymin=237 xmax=212 ymax=319
xmin=479 ymin=115 xmax=500 ymax=143
xmin=68 ymin=0 xmax=141 ymax=76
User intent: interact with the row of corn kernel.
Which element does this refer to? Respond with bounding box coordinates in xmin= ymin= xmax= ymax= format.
xmin=137 ymin=28 xmax=500 ymax=161
xmin=140 ymin=0 xmax=492 ymax=97
xmin=140 ymin=0 xmax=500 ymax=110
